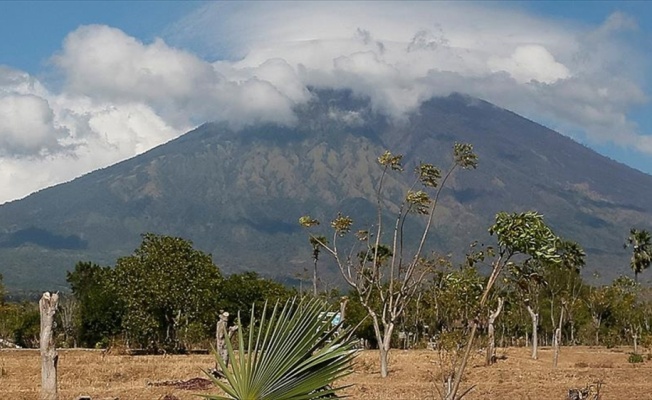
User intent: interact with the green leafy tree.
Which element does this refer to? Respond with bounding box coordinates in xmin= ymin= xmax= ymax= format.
xmin=207 ymin=298 xmax=357 ymax=400
xmin=507 ymin=259 xmax=547 ymax=359
xmin=626 ymin=228 xmax=652 ymax=282
xmin=114 ymin=233 xmax=223 ymax=351
xmin=541 ymin=240 xmax=585 ymax=365
xmin=608 ymin=276 xmax=643 ymax=352
xmin=301 ymin=143 xmax=478 ymax=378
xmin=423 ymin=263 xmax=483 ymax=334
xmin=219 ymin=271 xmax=295 ymax=327
xmin=584 ymin=282 xmax=611 ymax=346
xmin=449 ymin=211 xmax=561 ymax=399
xmin=67 ymin=261 xmax=123 ymax=347
xmin=0 ymin=302 xmax=40 ymax=347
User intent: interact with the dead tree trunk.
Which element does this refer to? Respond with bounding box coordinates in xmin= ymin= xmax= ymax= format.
xmin=40 ymin=292 xmax=59 ymax=400
xmin=215 ymin=311 xmax=238 ymax=372
xmin=339 ymin=296 xmax=349 ymax=333
xmin=486 ymin=297 xmax=504 ymax=365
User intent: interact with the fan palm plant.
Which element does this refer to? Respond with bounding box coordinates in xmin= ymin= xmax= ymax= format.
xmin=204 ymin=298 xmax=357 ymax=400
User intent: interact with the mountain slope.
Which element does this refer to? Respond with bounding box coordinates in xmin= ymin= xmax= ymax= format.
xmin=1 ymin=90 xmax=651 ymax=290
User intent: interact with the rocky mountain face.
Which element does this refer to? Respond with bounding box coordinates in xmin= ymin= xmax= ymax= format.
xmin=1 ymin=90 xmax=651 ymax=290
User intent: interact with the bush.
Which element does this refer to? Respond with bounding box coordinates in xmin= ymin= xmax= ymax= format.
xmin=628 ymin=353 xmax=644 ymax=364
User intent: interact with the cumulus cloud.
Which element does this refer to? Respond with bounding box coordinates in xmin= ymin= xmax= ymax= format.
xmin=0 ymin=94 xmax=65 ymax=156
xmin=0 ymin=64 xmax=183 ymax=203
xmin=488 ymin=45 xmax=570 ymax=84
xmin=52 ymin=24 xmax=303 ymax=129
xmin=0 ymin=2 xmax=650 ymax=204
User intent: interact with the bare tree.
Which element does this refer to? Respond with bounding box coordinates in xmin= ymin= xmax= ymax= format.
xmin=584 ymin=284 xmax=610 ymax=346
xmin=301 ymin=143 xmax=478 ymax=378
xmin=57 ymin=295 xmax=79 ymax=348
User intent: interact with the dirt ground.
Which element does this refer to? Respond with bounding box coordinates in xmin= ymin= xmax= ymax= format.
xmin=1 ymin=346 xmax=650 ymax=399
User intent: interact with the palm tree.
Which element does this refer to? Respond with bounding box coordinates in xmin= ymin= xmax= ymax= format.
xmin=206 ymin=298 xmax=357 ymax=400
xmin=626 ymin=228 xmax=652 ymax=282
xmin=309 ymin=236 xmax=328 ymax=297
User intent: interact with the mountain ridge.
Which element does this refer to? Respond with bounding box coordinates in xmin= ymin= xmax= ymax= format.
xmin=1 ymin=90 xmax=651 ymax=290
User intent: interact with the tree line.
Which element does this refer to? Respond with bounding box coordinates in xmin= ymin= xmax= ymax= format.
xmin=0 ymin=233 xmax=295 ymax=351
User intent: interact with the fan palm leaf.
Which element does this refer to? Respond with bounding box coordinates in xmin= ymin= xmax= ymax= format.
xmin=203 ymin=297 xmax=357 ymax=400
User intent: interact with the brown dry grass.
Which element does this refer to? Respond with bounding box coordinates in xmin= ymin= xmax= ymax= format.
xmin=1 ymin=346 xmax=651 ymax=399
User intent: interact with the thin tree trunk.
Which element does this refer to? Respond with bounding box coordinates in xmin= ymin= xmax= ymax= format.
xmin=593 ymin=315 xmax=601 ymax=346
xmin=371 ymin=315 xmax=394 ymax=378
xmin=379 ymin=325 xmax=394 ymax=378
xmin=40 ymin=292 xmax=59 ymax=400
xmin=486 ymin=298 xmax=504 ymax=365
xmin=339 ymin=296 xmax=349 ymax=334
xmin=526 ymin=305 xmax=538 ymax=360
xmin=553 ymin=305 xmax=565 ymax=368
xmin=313 ymin=258 xmax=318 ymax=297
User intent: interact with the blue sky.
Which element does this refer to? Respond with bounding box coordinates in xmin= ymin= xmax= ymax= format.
xmin=0 ymin=1 xmax=651 ymax=204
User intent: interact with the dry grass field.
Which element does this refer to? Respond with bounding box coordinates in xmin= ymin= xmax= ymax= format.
xmin=1 ymin=346 xmax=651 ymax=399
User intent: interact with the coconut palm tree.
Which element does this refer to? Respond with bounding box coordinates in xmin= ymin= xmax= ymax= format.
xmin=309 ymin=236 xmax=328 ymax=297
xmin=626 ymin=228 xmax=652 ymax=282
xmin=206 ymin=298 xmax=357 ymax=400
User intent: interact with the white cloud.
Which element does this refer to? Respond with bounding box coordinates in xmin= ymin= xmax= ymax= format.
xmin=488 ymin=45 xmax=570 ymax=84
xmin=54 ymin=25 xmax=213 ymax=102
xmin=0 ymin=94 xmax=65 ymax=156
xmin=0 ymin=64 xmax=183 ymax=203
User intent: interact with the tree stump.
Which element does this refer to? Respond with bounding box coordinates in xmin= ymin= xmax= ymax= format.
xmin=40 ymin=292 xmax=59 ymax=400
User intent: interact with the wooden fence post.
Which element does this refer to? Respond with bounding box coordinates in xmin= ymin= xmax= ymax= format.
xmin=40 ymin=292 xmax=59 ymax=400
